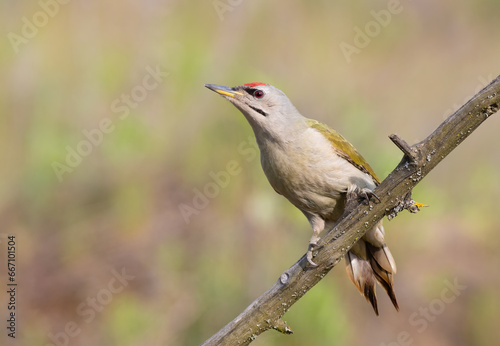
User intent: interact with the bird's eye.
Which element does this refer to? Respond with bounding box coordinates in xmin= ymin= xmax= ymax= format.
xmin=253 ymin=90 xmax=264 ymax=99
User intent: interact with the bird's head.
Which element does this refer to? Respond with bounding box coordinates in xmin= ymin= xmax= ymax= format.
xmin=205 ymin=82 xmax=305 ymax=142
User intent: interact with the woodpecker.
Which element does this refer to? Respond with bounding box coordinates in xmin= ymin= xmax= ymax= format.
xmin=206 ymin=82 xmax=398 ymax=315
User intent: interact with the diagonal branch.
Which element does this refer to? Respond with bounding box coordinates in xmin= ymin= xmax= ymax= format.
xmin=202 ymin=75 xmax=500 ymax=345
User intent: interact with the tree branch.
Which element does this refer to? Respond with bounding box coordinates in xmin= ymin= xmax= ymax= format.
xmin=202 ymin=75 xmax=500 ymax=345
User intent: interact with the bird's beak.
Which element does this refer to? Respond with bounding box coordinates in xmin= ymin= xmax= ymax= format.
xmin=205 ymin=84 xmax=243 ymax=98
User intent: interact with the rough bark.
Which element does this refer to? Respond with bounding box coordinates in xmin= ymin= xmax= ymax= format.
xmin=202 ymin=75 xmax=500 ymax=345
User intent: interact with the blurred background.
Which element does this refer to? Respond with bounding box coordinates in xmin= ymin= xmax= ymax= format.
xmin=1 ymin=0 xmax=499 ymax=345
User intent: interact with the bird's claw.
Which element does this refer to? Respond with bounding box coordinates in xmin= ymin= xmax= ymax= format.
xmin=360 ymin=189 xmax=380 ymax=204
xmin=306 ymin=243 xmax=319 ymax=267
xmin=347 ymin=188 xmax=380 ymax=205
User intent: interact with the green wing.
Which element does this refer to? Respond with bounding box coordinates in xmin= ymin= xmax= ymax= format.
xmin=306 ymin=119 xmax=380 ymax=184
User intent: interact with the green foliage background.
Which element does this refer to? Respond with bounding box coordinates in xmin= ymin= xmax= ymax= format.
xmin=1 ymin=1 xmax=500 ymax=345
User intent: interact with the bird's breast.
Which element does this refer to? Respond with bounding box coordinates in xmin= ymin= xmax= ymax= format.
xmin=259 ymin=129 xmax=368 ymax=216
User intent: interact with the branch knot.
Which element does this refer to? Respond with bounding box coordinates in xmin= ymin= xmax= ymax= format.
xmin=389 ymin=134 xmax=419 ymax=162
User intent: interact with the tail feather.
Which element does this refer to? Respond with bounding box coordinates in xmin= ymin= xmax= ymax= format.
xmin=370 ymin=243 xmax=397 ymax=274
xmin=345 ymin=238 xmax=398 ymax=314
xmin=368 ymin=244 xmax=399 ymax=311
xmin=345 ymin=250 xmax=379 ymax=315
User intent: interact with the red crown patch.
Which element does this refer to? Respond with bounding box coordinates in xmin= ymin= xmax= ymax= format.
xmin=243 ymin=82 xmax=267 ymax=87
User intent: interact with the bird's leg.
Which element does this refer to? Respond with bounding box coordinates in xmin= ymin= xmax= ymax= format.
xmin=306 ymin=232 xmax=321 ymax=267
xmin=306 ymin=214 xmax=325 ymax=267
xmin=305 ymin=215 xmax=325 ymax=267
xmin=345 ymin=189 xmax=359 ymax=214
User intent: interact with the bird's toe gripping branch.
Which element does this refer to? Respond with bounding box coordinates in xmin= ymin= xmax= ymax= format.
xmin=344 ymin=187 xmax=381 ymax=216
xmin=358 ymin=188 xmax=381 ymax=204
xmin=306 ymin=243 xmax=319 ymax=267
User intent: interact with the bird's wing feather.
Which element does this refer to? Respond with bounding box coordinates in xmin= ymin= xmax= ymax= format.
xmin=306 ymin=119 xmax=380 ymax=184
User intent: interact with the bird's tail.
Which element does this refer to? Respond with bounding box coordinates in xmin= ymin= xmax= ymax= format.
xmin=345 ymin=221 xmax=398 ymax=315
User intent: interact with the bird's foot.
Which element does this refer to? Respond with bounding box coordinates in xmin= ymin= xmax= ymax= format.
xmin=306 ymin=242 xmax=319 ymax=267
xmin=347 ymin=187 xmax=380 ymax=206
xmin=359 ymin=188 xmax=380 ymax=204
